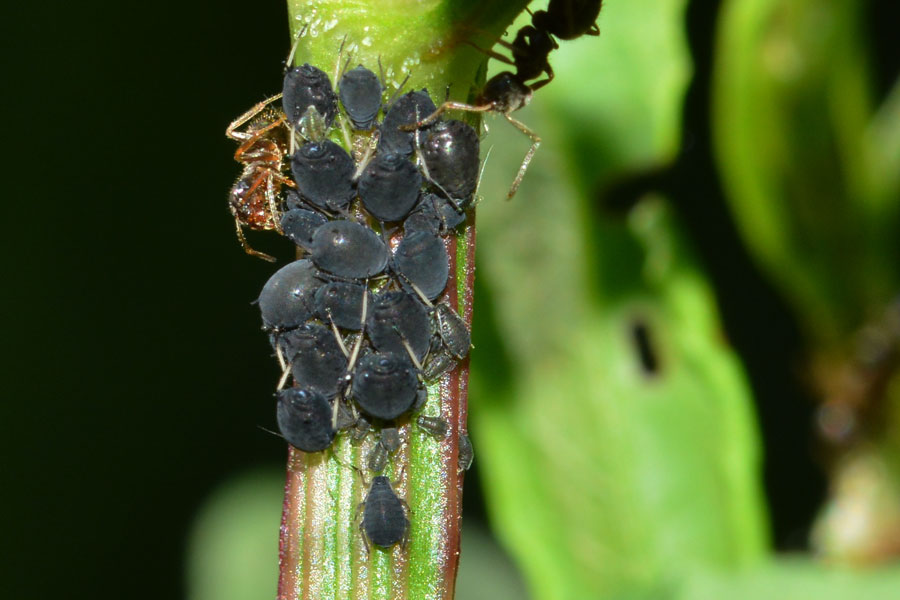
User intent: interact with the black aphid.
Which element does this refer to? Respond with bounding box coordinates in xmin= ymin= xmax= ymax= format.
xmin=291 ymin=140 xmax=356 ymax=211
xmin=314 ymin=281 xmax=372 ymax=331
xmin=532 ymin=0 xmax=603 ymax=41
xmin=258 ymin=259 xmax=323 ymax=331
xmin=366 ymin=290 xmax=432 ymax=362
xmin=281 ymin=208 xmax=327 ymax=250
xmin=282 ymin=64 xmax=339 ymax=128
xmin=433 ymin=302 xmax=471 ymax=359
xmin=311 ymin=220 xmax=390 ymax=279
xmin=339 ymin=65 xmax=383 ymax=131
xmin=284 ymin=323 xmax=348 ymax=398
xmin=366 ymin=427 xmax=401 ymax=473
xmin=393 ymin=231 xmax=449 ymax=300
xmin=458 ymin=433 xmax=474 ymax=472
xmin=358 ymin=152 xmax=423 ymax=222
xmin=276 ymin=387 xmax=335 ymax=452
xmin=360 ymin=475 xmax=409 ymax=550
xmin=404 ymin=193 xmax=466 ymax=236
xmin=420 ymin=119 xmax=480 ymax=207
xmin=352 ymin=352 xmax=420 ymax=420
xmin=378 ymin=90 xmax=438 ymax=157
xmin=416 ymin=415 xmax=448 ymax=439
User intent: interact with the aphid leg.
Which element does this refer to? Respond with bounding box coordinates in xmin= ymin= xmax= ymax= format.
xmin=276 ymin=359 xmax=292 ymax=390
xmin=233 ymin=216 xmax=276 ymax=262
xmin=226 ymin=94 xmax=285 ymax=142
xmin=274 ymin=335 xmax=287 ymax=371
xmin=327 ymin=311 xmax=351 ymax=358
xmin=469 ymin=145 xmax=493 ymax=209
xmin=502 ymin=112 xmax=541 ymax=200
xmin=397 ymin=333 xmax=424 ymax=371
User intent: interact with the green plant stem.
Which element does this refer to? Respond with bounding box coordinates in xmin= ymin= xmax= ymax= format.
xmin=278 ymin=2 xmax=526 ymax=598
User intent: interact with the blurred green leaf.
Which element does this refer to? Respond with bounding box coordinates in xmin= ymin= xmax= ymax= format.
xmin=187 ymin=470 xmax=283 ymax=600
xmin=680 ymin=559 xmax=900 ymax=600
xmin=470 ymin=1 xmax=768 ymax=598
xmin=712 ymin=0 xmax=900 ymax=346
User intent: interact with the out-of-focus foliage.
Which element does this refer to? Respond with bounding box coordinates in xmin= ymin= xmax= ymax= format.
xmin=471 ymin=1 xmax=769 ymax=598
xmin=714 ymin=0 xmax=900 ymax=566
xmin=713 ymin=0 xmax=900 ymax=347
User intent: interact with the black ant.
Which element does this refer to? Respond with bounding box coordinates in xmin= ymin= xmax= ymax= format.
xmin=406 ymin=2 xmax=604 ymax=199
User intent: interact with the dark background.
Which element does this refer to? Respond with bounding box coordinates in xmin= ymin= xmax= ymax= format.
xmin=3 ymin=0 xmax=898 ymax=597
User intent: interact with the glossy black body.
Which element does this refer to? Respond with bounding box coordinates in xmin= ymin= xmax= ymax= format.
xmin=352 ymin=352 xmax=419 ymax=420
xmin=258 ymin=259 xmax=323 ymax=330
xmin=314 ymin=281 xmax=372 ymax=331
xmin=280 ymin=208 xmax=327 ymax=250
xmin=339 ymin=65 xmax=383 ymax=131
xmin=393 ymin=231 xmax=449 ymax=301
xmin=361 ymin=476 xmax=408 ymax=548
xmin=378 ymin=90 xmax=437 ymax=157
xmin=282 ymin=63 xmax=338 ymax=127
xmin=285 ymin=323 xmax=348 ymax=398
xmin=404 ymin=193 xmax=466 ymax=236
xmin=276 ymin=388 xmax=335 ymax=452
xmin=359 ymin=152 xmax=422 ymax=222
xmin=421 ymin=120 xmax=480 ymax=205
xmin=290 ymin=140 xmax=356 ymax=211
xmin=311 ymin=220 xmax=390 ymax=279
xmin=366 ymin=290 xmax=432 ymax=361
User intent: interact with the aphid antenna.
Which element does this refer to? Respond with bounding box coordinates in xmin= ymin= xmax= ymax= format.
xmin=284 ymin=22 xmax=311 ymax=71
xmin=333 ymin=35 xmax=355 ymax=152
xmin=383 ymin=71 xmax=412 ymax=109
xmin=256 ymin=424 xmax=287 ymax=441
xmin=470 ymin=144 xmax=493 ymax=207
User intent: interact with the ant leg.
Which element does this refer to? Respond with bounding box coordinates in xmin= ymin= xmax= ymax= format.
xmin=588 ymin=23 xmax=601 ymax=36
xmin=402 ymin=101 xmax=492 ymax=130
xmin=226 ymin=94 xmax=285 ymax=142
xmin=264 ymin=175 xmax=284 ymax=234
xmin=463 ymin=40 xmax=515 ymax=66
xmin=502 ymin=112 xmax=541 ymax=200
xmin=233 ymin=216 xmax=276 ymax=262
xmin=529 ymin=66 xmax=555 ymax=92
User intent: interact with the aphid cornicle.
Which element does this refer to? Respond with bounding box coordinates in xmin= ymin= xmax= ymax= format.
xmin=359 ymin=475 xmax=409 ymax=551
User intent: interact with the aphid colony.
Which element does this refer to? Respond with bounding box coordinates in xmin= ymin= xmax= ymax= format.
xmin=227 ymin=40 xmax=478 ymax=552
xmin=226 ymin=0 xmax=603 ymax=552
